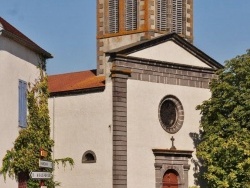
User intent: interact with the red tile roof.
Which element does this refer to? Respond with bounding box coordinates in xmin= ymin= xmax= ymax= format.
xmin=0 ymin=17 xmax=52 ymax=58
xmin=48 ymin=70 xmax=105 ymax=95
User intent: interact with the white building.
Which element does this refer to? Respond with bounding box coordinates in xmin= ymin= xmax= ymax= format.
xmin=0 ymin=17 xmax=52 ymax=188
xmin=1 ymin=1 xmax=223 ymax=188
xmin=47 ymin=1 xmax=222 ymax=187
xmin=48 ymin=33 xmax=222 ymax=188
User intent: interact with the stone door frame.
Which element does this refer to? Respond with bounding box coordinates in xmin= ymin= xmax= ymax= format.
xmin=153 ymin=149 xmax=193 ymax=188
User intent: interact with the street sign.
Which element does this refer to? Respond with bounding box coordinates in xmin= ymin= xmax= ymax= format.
xmin=40 ymin=149 xmax=48 ymax=157
xmin=30 ymin=172 xmax=52 ymax=180
xmin=39 ymin=159 xmax=53 ymax=169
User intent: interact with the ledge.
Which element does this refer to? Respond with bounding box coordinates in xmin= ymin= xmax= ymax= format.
xmin=152 ymin=149 xmax=193 ymax=158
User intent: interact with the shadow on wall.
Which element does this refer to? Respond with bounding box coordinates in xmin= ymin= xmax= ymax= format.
xmin=0 ymin=38 xmax=41 ymax=67
xmin=189 ymin=131 xmax=207 ymax=188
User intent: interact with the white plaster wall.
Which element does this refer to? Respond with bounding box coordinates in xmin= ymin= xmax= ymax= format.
xmin=128 ymin=41 xmax=210 ymax=68
xmin=0 ymin=35 xmax=41 ymax=188
xmin=49 ymin=83 xmax=113 ymax=188
xmin=127 ymin=79 xmax=211 ymax=188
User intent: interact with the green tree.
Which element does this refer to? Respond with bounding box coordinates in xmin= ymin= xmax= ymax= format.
xmin=0 ymin=67 xmax=73 ymax=187
xmin=197 ymin=50 xmax=250 ymax=188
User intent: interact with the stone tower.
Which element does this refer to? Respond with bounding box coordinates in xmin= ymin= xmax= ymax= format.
xmin=97 ymin=0 xmax=193 ymax=75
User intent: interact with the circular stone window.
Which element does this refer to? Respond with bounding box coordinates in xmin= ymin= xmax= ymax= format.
xmin=159 ymin=96 xmax=184 ymax=134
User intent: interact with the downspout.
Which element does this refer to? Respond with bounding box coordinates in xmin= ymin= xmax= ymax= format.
xmin=52 ymin=96 xmax=55 ymax=160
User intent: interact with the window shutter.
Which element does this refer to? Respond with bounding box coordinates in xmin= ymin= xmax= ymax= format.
xmin=157 ymin=0 xmax=167 ymax=31
xmin=157 ymin=0 xmax=183 ymax=34
xmin=125 ymin=0 xmax=138 ymax=31
xmin=18 ymin=80 xmax=27 ymax=128
xmin=172 ymin=0 xmax=183 ymax=34
xmin=109 ymin=0 xmax=119 ymax=33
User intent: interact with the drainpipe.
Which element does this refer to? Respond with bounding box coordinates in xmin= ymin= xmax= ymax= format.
xmin=52 ymin=96 xmax=55 ymax=160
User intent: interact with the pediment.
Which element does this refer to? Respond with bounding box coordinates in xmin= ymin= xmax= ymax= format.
xmin=128 ymin=41 xmax=210 ymax=68
xmin=107 ymin=33 xmax=223 ymax=70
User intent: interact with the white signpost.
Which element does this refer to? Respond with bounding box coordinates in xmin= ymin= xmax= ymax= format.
xmin=39 ymin=159 xmax=53 ymax=169
xmin=31 ymin=149 xmax=54 ymax=187
xmin=30 ymin=172 xmax=52 ymax=180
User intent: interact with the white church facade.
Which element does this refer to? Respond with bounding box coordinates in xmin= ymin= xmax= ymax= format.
xmin=48 ymin=33 xmax=222 ymax=188
xmin=0 ymin=1 xmax=223 ymax=188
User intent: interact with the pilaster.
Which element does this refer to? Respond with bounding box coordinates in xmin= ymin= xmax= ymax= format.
xmin=111 ymin=64 xmax=131 ymax=188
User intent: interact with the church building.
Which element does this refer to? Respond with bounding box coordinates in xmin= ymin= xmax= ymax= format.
xmin=0 ymin=1 xmax=223 ymax=188
xmin=48 ymin=1 xmax=222 ymax=188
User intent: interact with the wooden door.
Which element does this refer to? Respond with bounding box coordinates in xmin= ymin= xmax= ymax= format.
xmin=162 ymin=170 xmax=178 ymax=188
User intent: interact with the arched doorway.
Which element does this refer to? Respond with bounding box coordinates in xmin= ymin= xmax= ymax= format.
xmin=162 ymin=170 xmax=179 ymax=188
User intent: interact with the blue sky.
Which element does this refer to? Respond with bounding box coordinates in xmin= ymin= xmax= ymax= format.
xmin=1 ymin=0 xmax=250 ymax=75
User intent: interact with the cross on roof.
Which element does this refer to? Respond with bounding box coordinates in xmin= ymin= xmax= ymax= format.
xmin=170 ymin=136 xmax=176 ymax=150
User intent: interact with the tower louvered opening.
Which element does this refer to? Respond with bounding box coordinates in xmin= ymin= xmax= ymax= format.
xmin=157 ymin=0 xmax=168 ymax=31
xmin=156 ymin=0 xmax=183 ymax=35
xmin=172 ymin=0 xmax=183 ymax=34
xmin=108 ymin=0 xmax=119 ymax=33
xmin=125 ymin=0 xmax=138 ymax=31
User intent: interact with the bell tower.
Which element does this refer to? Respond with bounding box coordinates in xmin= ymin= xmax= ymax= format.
xmin=97 ymin=0 xmax=193 ymax=75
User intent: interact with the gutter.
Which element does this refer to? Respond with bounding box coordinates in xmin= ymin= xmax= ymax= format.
xmin=49 ymin=86 xmax=105 ymax=97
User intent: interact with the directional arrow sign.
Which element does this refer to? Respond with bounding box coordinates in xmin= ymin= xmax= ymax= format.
xmin=39 ymin=159 xmax=53 ymax=169
xmin=30 ymin=172 xmax=52 ymax=180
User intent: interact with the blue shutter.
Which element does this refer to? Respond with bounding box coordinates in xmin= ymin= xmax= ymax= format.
xmin=18 ymin=80 xmax=27 ymax=128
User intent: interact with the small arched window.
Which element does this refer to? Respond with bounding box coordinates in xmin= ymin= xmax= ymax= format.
xmin=82 ymin=150 xmax=97 ymax=163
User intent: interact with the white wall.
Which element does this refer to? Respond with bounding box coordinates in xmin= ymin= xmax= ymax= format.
xmin=49 ymin=83 xmax=113 ymax=188
xmin=128 ymin=41 xmax=210 ymax=68
xmin=0 ymin=35 xmax=41 ymax=188
xmin=127 ymin=79 xmax=211 ymax=188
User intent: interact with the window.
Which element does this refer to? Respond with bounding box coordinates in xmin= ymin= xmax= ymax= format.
xmin=159 ymin=95 xmax=184 ymax=134
xmin=82 ymin=150 xmax=97 ymax=163
xmin=160 ymin=100 xmax=177 ymax=128
xmin=108 ymin=0 xmax=138 ymax=33
xmin=156 ymin=0 xmax=168 ymax=31
xmin=156 ymin=0 xmax=183 ymax=34
xmin=109 ymin=0 xmax=119 ymax=33
xmin=125 ymin=0 xmax=138 ymax=31
xmin=18 ymin=80 xmax=27 ymax=128
xmin=172 ymin=0 xmax=183 ymax=34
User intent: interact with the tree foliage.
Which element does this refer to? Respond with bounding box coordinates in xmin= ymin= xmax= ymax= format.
xmin=0 ymin=67 xmax=74 ymax=187
xmin=197 ymin=50 xmax=250 ymax=188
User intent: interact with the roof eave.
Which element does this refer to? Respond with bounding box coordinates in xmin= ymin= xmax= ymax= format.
xmin=171 ymin=34 xmax=224 ymax=69
xmin=49 ymin=86 xmax=105 ymax=97
xmin=1 ymin=30 xmax=53 ymax=59
xmin=106 ymin=33 xmax=223 ymax=70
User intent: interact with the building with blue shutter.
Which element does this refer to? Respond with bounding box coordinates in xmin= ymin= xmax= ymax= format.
xmin=0 ymin=17 xmax=52 ymax=188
